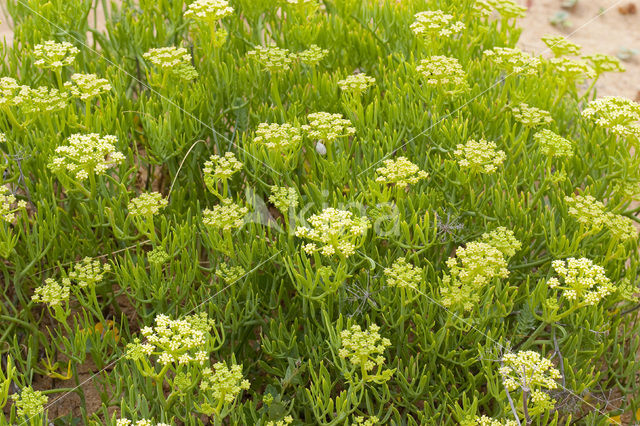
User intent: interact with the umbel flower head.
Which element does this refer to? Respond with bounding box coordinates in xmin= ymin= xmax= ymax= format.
xmin=143 ymin=46 xmax=198 ymax=81
xmin=547 ymin=57 xmax=594 ymax=82
xmin=128 ymin=192 xmax=168 ymax=217
xmin=582 ymin=96 xmax=640 ymax=138
xmin=410 ymin=10 xmax=465 ymax=38
xmin=475 ymin=0 xmax=527 ymax=19
xmin=297 ymin=44 xmax=328 ymax=66
xmin=0 ymin=185 xmax=27 ymax=222
xmin=199 ymin=362 xmax=250 ymax=404
xmin=33 ymin=40 xmax=79 ymax=70
xmin=548 ymin=257 xmax=615 ymax=306
xmin=247 ymin=45 xmax=296 ymax=72
xmin=375 ymin=156 xmax=428 ymax=188
xmin=474 ymin=416 xmax=518 ymax=426
xmin=479 ymin=227 xmax=521 ymax=259
xmin=203 ymin=152 xmax=242 ymax=193
xmin=440 ymin=241 xmax=509 ymax=311
xmin=184 ymin=0 xmax=234 ymax=21
xmin=126 ymin=312 xmax=215 ymax=366
xmin=454 ymin=138 xmax=505 ymax=174
xmin=483 ymin=47 xmax=541 ymax=76
xmin=582 ymin=53 xmax=625 ymax=75
xmin=21 ymin=86 xmax=69 ymax=114
xmin=269 ymin=186 xmax=299 ymax=212
xmin=32 ymin=278 xmax=70 ymax=306
xmin=338 ymin=73 xmax=376 ymax=94
xmin=416 ymin=56 xmax=469 ymax=93
xmin=511 ymin=103 xmax=553 ymax=127
xmin=116 ymin=419 xmax=171 ymax=426
xmin=68 ymin=257 xmax=111 ymax=288
xmin=338 ymin=323 xmax=392 ymax=382
xmin=352 ymin=416 xmax=380 ymax=426
xmin=384 ymin=257 xmax=423 ymax=290
xmin=64 ymin=73 xmax=112 ymax=100
xmin=301 ymin=112 xmax=356 ymax=143
xmin=295 ymin=208 xmax=370 ymax=257
xmin=499 ymin=350 xmax=562 ymax=411
xmin=48 ymin=133 xmax=125 ymax=181
xmin=534 ymin=129 xmax=573 ymax=157
xmin=541 ymin=35 xmax=581 ymax=57
xmin=0 ymin=77 xmax=29 ymax=107
xmin=564 ymin=193 xmax=638 ymax=240
xmin=11 ymin=386 xmax=48 ymax=419
xmin=266 ymin=416 xmax=294 ymax=426
xmin=202 ymin=199 xmax=248 ymax=230
xmin=253 ymin=122 xmax=302 ymax=151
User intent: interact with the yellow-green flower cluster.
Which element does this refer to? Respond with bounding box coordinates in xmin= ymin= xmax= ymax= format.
xmin=184 ymin=0 xmax=234 ymax=21
xmin=338 ymin=73 xmax=376 ymax=94
xmin=499 ymin=350 xmax=561 ymax=410
xmin=479 ymin=227 xmax=521 ymax=258
xmin=21 ymin=86 xmax=69 ymax=114
xmin=0 ymin=185 xmax=27 ymax=222
xmin=548 ymin=57 xmax=594 ymax=82
xmin=474 ymin=416 xmax=518 ymax=426
xmin=247 ymin=45 xmax=296 ymax=72
xmin=416 ymin=56 xmax=468 ymax=93
xmin=266 ymin=416 xmax=294 ymax=426
xmin=483 ymin=47 xmax=540 ymax=75
xmin=128 ymin=192 xmax=168 ymax=217
xmin=533 ymin=129 xmax=573 ymax=157
xmin=301 ymin=112 xmax=356 ymax=143
xmin=297 ymin=44 xmax=328 ymax=66
xmin=48 ymin=133 xmax=125 ymax=181
xmin=410 ymin=10 xmax=465 ymax=38
xmin=203 ymin=152 xmax=242 ymax=191
xmin=511 ymin=103 xmax=553 ymax=127
xmin=541 ymin=35 xmax=581 ymax=57
xmin=269 ymin=186 xmax=299 ymax=212
xmin=384 ymin=257 xmax=423 ymax=290
xmin=338 ymin=324 xmax=392 ymax=380
xmin=564 ymin=193 xmax=638 ymax=240
xmin=11 ymin=386 xmax=48 ymax=419
xmin=116 ymin=419 xmax=171 ymax=426
xmin=32 ymin=278 xmax=70 ymax=306
xmin=147 ymin=247 xmax=169 ymax=265
xmin=143 ymin=46 xmax=198 ymax=81
xmin=127 ymin=313 xmax=214 ymax=366
xmin=582 ymin=54 xmax=625 ymax=75
xmin=475 ymin=0 xmax=526 ymax=19
xmin=202 ymin=199 xmax=248 ymax=230
xmin=295 ymin=208 xmax=370 ymax=257
xmin=548 ymin=258 xmax=615 ymax=306
xmin=581 ymin=96 xmax=640 ymax=138
xmin=216 ymin=262 xmax=246 ymax=285
xmin=64 ymin=73 xmax=112 ymax=100
xmin=68 ymin=257 xmax=111 ymax=289
xmin=375 ymin=156 xmax=428 ymax=188
xmin=253 ymin=122 xmax=302 ymax=150
xmin=33 ymin=40 xmax=79 ymax=70
xmin=199 ymin=362 xmax=250 ymax=403
xmin=352 ymin=416 xmax=380 ymax=426
xmin=454 ymin=138 xmax=505 ymax=174
xmin=0 ymin=77 xmax=27 ymax=107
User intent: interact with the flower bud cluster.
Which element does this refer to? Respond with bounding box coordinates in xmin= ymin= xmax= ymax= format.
xmin=295 ymin=208 xmax=370 ymax=257
xmin=0 ymin=185 xmax=27 ymax=222
xmin=548 ymin=57 xmax=594 ymax=82
xmin=454 ymin=138 xmax=505 ymax=174
xmin=68 ymin=257 xmax=111 ymax=289
xmin=541 ymin=35 xmax=581 ymax=57
xmin=564 ymin=193 xmax=638 ymax=240
xmin=33 ymin=40 xmax=79 ymax=70
xmin=266 ymin=416 xmax=294 ymax=426
xmin=247 ymin=45 xmax=296 ymax=72
xmin=64 ymin=73 xmax=112 ymax=100
xmin=11 ymin=387 xmax=48 ymax=419
xmin=384 ymin=257 xmax=423 ymax=290
xmin=269 ymin=186 xmax=299 ymax=212
xmin=48 ymin=133 xmax=125 ymax=181
xmin=511 ymin=103 xmax=553 ymax=127
xmin=474 ymin=416 xmax=518 ymax=426
xmin=479 ymin=227 xmax=521 ymax=258
xmin=548 ymin=257 xmax=615 ymax=306
xmin=297 ymin=44 xmax=328 ymax=65
xmin=475 ymin=0 xmax=526 ymax=19
xmin=20 ymin=86 xmax=69 ymax=114
xmin=184 ymin=0 xmax=234 ymax=21
xmin=352 ymin=416 xmax=380 ymax=426
xmin=301 ymin=112 xmax=356 ymax=143
xmin=253 ymin=122 xmax=302 ymax=151
xmin=483 ymin=47 xmax=540 ymax=75
xmin=32 ymin=278 xmax=70 ymax=306
xmin=410 ymin=11 xmax=465 ymax=38
xmin=128 ymin=192 xmax=168 ymax=217
xmin=116 ymin=419 xmax=171 ymax=426
xmin=203 ymin=152 xmax=243 ymax=192
xmin=199 ymin=362 xmax=250 ymax=403
xmin=582 ymin=96 xmax=640 ymax=138
xmin=582 ymin=54 xmax=625 ymax=75
xmin=338 ymin=73 xmax=376 ymax=94
xmin=143 ymin=46 xmax=198 ymax=81
xmin=533 ymin=129 xmax=573 ymax=157
xmin=338 ymin=324 xmax=391 ymax=378
xmin=375 ymin=156 xmax=428 ymax=188
xmin=202 ymin=199 xmax=248 ymax=230
xmin=416 ymin=56 xmax=468 ymax=93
